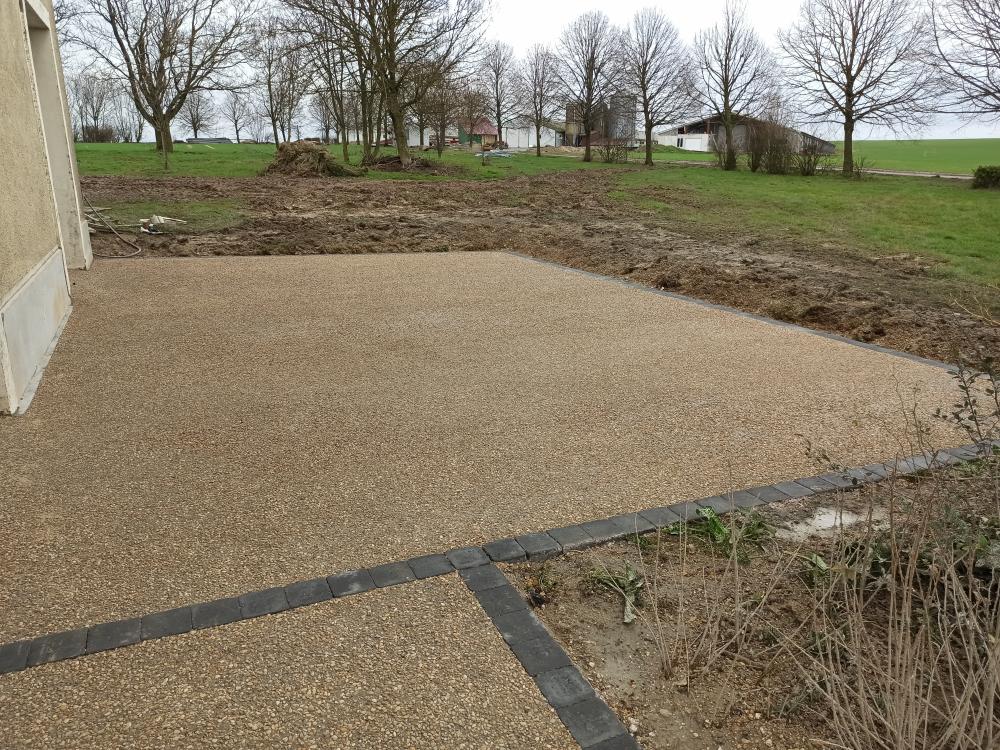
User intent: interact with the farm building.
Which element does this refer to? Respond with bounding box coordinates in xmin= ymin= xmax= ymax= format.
xmin=459 ymin=118 xmax=499 ymax=148
xmin=564 ymin=96 xmax=638 ymax=147
xmin=661 ymin=115 xmax=835 ymax=154
xmin=1 ymin=0 xmax=91 ymax=414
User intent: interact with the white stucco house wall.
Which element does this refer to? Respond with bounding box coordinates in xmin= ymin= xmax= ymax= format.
xmin=1 ymin=0 xmax=91 ymax=414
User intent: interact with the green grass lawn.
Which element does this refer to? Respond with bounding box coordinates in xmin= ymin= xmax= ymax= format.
xmin=91 ymin=199 xmax=246 ymax=233
xmin=75 ymin=141 xmax=633 ymax=179
xmin=837 ymin=138 xmax=1000 ymax=175
xmin=613 ymin=167 xmax=1000 ymax=284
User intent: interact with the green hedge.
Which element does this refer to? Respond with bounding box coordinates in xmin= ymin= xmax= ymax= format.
xmin=972 ymin=165 xmax=1000 ymax=189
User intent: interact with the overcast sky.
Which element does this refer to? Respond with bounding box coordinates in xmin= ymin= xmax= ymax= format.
xmin=484 ymin=0 xmax=998 ymax=139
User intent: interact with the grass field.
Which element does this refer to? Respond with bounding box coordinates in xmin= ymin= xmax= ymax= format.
xmin=839 ymin=138 xmax=1000 ymax=174
xmin=613 ymin=167 xmax=1000 ymax=283
xmin=76 ymin=141 xmax=999 ymax=285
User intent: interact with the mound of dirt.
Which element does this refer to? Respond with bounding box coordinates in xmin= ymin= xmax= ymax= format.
xmin=262 ymin=141 xmax=365 ymax=178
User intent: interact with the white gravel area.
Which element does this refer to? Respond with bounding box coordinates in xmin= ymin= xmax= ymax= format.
xmin=0 ymin=252 xmax=962 ymax=640
xmin=0 ymin=575 xmax=574 ymax=749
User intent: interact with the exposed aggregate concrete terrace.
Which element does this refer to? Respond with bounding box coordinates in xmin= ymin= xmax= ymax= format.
xmin=0 ymin=252 xmax=963 ymax=640
xmin=0 ymin=575 xmax=574 ymax=749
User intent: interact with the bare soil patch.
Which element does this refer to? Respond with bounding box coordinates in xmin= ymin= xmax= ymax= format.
xmin=81 ymin=170 xmax=999 ymax=362
xmin=506 ymin=456 xmax=1000 ymax=750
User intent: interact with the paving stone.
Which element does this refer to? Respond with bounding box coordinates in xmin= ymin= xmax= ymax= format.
xmin=239 ymin=587 xmax=289 ymax=618
xmin=141 ymin=607 xmax=193 ymax=641
xmin=817 ymin=472 xmax=859 ymax=489
xmin=327 ymin=569 xmax=375 ymax=597
xmin=772 ymin=480 xmax=814 ymax=499
xmin=407 ymin=554 xmax=454 ymax=579
xmin=27 ymin=629 xmax=88 ymax=666
xmin=192 ymin=597 xmax=242 ymax=630
xmin=516 ymin=532 xmax=561 ymax=561
xmin=87 ymin=618 xmax=141 ymax=654
xmin=556 ymin=697 xmax=629 ymax=747
xmin=445 ymin=546 xmax=490 ymax=569
xmin=606 ymin=513 xmax=655 ymax=537
xmin=492 ymin=608 xmax=549 ymax=645
xmin=927 ymin=451 xmax=959 ymax=468
xmin=795 ymin=475 xmax=840 ymax=493
xmin=535 ymin=665 xmax=595 ymax=708
xmin=510 ymin=636 xmax=572 ymax=676
xmin=588 ymin=735 xmax=642 ymax=750
xmin=483 ymin=538 xmax=526 ymax=562
xmin=460 ymin=564 xmax=509 ymax=592
xmin=369 ymin=561 xmax=416 ymax=588
xmin=695 ymin=495 xmax=735 ymax=513
xmin=581 ymin=518 xmax=625 ymax=545
xmin=475 ymin=584 xmax=527 ymax=619
xmin=0 ymin=640 xmax=30 ymax=674
xmin=638 ymin=506 xmax=681 ymax=528
xmin=284 ymin=577 xmax=333 ymax=608
xmin=861 ymin=463 xmax=891 ymax=479
xmin=846 ymin=466 xmax=883 ymax=484
xmin=547 ymin=525 xmax=595 ymax=551
xmin=746 ymin=485 xmax=788 ymax=503
xmin=946 ymin=444 xmax=982 ymax=460
xmin=666 ymin=501 xmax=701 ymax=521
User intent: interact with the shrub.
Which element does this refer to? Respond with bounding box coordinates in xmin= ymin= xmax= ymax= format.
xmin=972 ymin=165 xmax=1000 ymax=189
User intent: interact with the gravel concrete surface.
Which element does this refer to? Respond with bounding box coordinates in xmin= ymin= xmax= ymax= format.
xmin=0 ymin=252 xmax=963 ymax=640
xmin=0 ymin=575 xmax=574 ymax=749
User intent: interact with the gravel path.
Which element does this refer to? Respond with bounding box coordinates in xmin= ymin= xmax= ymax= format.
xmin=0 ymin=252 xmax=962 ymax=640
xmin=0 ymin=575 xmax=574 ymax=749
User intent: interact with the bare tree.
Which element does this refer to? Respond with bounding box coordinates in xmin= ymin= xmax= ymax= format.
xmin=456 ymin=81 xmax=489 ymax=147
xmin=519 ymin=44 xmax=560 ymax=156
xmin=282 ymin=0 xmax=483 ymax=167
xmin=178 ymin=89 xmax=218 ymax=138
xmin=931 ymin=0 xmax=1000 ymax=119
xmin=251 ymin=18 xmax=309 ymax=146
xmin=110 ymin=84 xmax=146 ymax=142
xmin=222 ymin=89 xmax=252 ymax=143
xmin=426 ymin=74 xmax=460 ymax=157
xmin=69 ymin=71 xmax=117 ymax=140
xmin=309 ymin=94 xmax=335 ymax=142
xmin=780 ymin=0 xmax=936 ymax=175
xmin=481 ymin=41 xmax=518 ymax=143
xmin=75 ymin=0 xmax=254 ymax=152
xmin=694 ymin=1 xmax=773 ymax=170
xmin=625 ymin=8 xmax=697 ymax=166
xmin=557 ymin=11 xmax=623 ymax=162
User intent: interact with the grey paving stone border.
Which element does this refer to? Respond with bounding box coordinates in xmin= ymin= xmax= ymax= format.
xmin=461 ymin=564 xmax=639 ymax=749
xmin=0 ymin=441 xmax=994 ymax=679
xmin=504 ymin=251 xmax=955 ymax=372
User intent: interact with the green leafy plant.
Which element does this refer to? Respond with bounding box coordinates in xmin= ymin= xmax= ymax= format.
xmin=590 ymin=562 xmax=645 ymax=623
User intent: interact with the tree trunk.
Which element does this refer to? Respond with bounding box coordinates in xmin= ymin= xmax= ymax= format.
xmin=158 ymin=121 xmax=173 ymax=152
xmin=341 ymin=139 xmax=349 ymax=163
xmin=644 ymin=120 xmax=654 ymax=167
xmin=535 ymin=123 xmax=541 ymax=157
xmin=270 ymin=118 xmax=280 ymax=148
xmin=234 ymin=127 xmax=241 ymax=144
xmin=723 ymin=112 xmax=737 ymax=171
xmin=842 ymin=119 xmax=854 ymax=177
xmin=389 ymin=108 xmax=410 ymax=166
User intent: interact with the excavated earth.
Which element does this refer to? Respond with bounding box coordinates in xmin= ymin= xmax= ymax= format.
xmin=82 ymin=171 xmax=999 ymax=363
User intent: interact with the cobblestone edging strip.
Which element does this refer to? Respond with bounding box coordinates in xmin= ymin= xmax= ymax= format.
xmin=0 ymin=442 xmax=995 ymax=678
xmin=461 ymin=564 xmax=639 ymax=750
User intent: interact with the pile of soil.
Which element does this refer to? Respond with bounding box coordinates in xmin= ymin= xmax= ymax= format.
xmin=262 ymin=141 xmax=365 ymax=178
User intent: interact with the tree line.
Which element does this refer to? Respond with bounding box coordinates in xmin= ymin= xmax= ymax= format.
xmin=59 ymin=0 xmax=1000 ymax=174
